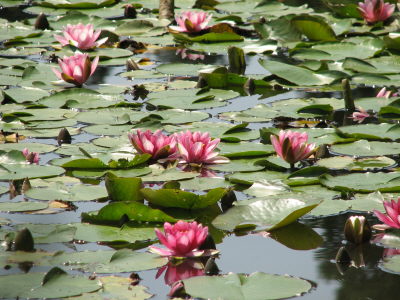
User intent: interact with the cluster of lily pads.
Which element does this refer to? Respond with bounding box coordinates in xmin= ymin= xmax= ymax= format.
xmin=3 ymin=0 xmax=400 ymax=298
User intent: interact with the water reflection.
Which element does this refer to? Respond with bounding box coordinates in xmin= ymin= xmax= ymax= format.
xmin=155 ymin=259 xmax=205 ymax=286
xmin=306 ymin=215 xmax=400 ymax=300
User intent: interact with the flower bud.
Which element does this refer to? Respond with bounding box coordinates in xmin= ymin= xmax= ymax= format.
xmin=126 ymin=58 xmax=140 ymax=71
xmin=124 ymin=4 xmax=137 ymax=19
xmin=34 ymin=13 xmax=50 ymax=30
xmin=344 ymin=215 xmax=372 ymax=244
xmin=57 ymin=127 xmax=72 ymax=145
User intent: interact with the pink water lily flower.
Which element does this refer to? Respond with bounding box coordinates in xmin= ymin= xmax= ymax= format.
xmin=22 ymin=148 xmax=39 ymax=164
xmin=54 ymin=23 xmax=107 ymax=50
xmin=270 ymin=130 xmax=315 ymax=165
xmin=374 ymin=198 xmax=400 ymax=230
xmin=128 ymin=129 xmax=177 ymax=160
xmin=174 ymin=131 xmax=229 ymax=165
xmin=149 ymin=221 xmax=208 ymax=257
xmin=350 ymin=107 xmax=370 ymax=123
xmin=170 ymin=11 xmax=211 ymax=33
xmin=176 ymin=48 xmax=205 ymax=61
xmin=52 ymin=52 xmax=99 ymax=86
xmin=358 ymin=0 xmax=394 ymax=24
xmin=377 ymin=87 xmax=392 ymax=98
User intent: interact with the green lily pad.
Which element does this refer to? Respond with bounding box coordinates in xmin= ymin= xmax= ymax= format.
xmin=82 ymin=201 xmax=177 ymax=224
xmin=178 ymin=177 xmax=231 ymax=190
xmin=38 ymin=88 xmax=123 ymax=109
xmin=25 ymin=183 xmax=108 ymax=202
xmin=74 ymin=223 xmax=156 ymax=243
xmin=380 ymin=253 xmax=400 ymax=275
xmin=320 ymin=172 xmax=400 ymax=193
xmin=259 ymin=59 xmax=344 ymax=86
xmin=212 ymin=197 xmax=320 ymax=231
xmin=0 ymin=268 xmax=101 ymax=298
xmin=183 ymin=272 xmax=312 ymax=300
xmin=330 ymin=140 xmax=400 ymax=157
xmin=141 ymin=187 xmax=227 ymax=209
xmin=91 ymin=249 xmax=167 ymax=274
xmin=0 ymin=164 xmax=65 ymax=180
xmin=157 ymin=63 xmax=210 ymax=76
xmin=65 ymin=276 xmax=152 ymax=300
xmin=316 ymin=156 xmax=395 ymax=171
xmin=11 ymin=223 xmax=76 ymax=243
xmin=0 ymin=201 xmax=48 ymax=212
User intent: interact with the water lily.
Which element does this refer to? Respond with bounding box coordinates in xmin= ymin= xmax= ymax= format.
xmin=54 ymin=23 xmax=107 ymax=50
xmin=176 ymin=48 xmax=205 ymax=61
xmin=350 ymin=107 xmax=370 ymax=123
xmin=149 ymin=221 xmax=208 ymax=257
xmin=52 ymin=52 xmax=99 ymax=86
xmin=344 ymin=215 xmax=372 ymax=244
xmin=374 ymin=198 xmax=400 ymax=230
xmin=377 ymin=87 xmax=392 ymax=98
xmin=169 ymin=11 xmax=211 ymax=33
xmin=128 ymin=129 xmax=177 ymax=160
xmin=358 ymin=0 xmax=394 ymax=24
xmin=22 ymin=148 xmax=39 ymax=164
xmin=270 ymin=130 xmax=315 ymax=167
xmin=174 ymin=131 xmax=229 ymax=165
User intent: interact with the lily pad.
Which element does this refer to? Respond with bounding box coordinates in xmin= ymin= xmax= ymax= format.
xmin=0 ymin=268 xmax=101 ymax=298
xmin=320 ymin=172 xmax=400 ymax=193
xmin=212 ymin=197 xmax=320 ymax=231
xmin=0 ymin=201 xmax=48 ymax=212
xmin=183 ymin=272 xmax=312 ymax=300
xmin=25 ymin=183 xmax=108 ymax=202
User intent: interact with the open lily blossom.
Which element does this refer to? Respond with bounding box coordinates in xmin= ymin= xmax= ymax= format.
xmin=22 ymin=148 xmax=39 ymax=164
xmin=358 ymin=0 xmax=394 ymax=23
xmin=52 ymin=52 xmax=99 ymax=86
xmin=128 ymin=129 xmax=177 ymax=160
xmin=174 ymin=131 xmax=229 ymax=165
xmin=149 ymin=221 xmax=209 ymax=257
xmin=374 ymin=198 xmax=400 ymax=230
xmin=54 ymin=23 xmax=107 ymax=50
xmin=170 ymin=11 xmax=211 ymax=33
xmin=350 ymin=107 xmax=370 ymax=123
xmin=270 ymin=130 xmax=315 ymax=165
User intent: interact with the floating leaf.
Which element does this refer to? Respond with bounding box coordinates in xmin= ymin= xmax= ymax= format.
xmin=0 ymin=268 xmax=101 ymax=298
xmin=141 ymin=187 xmax=227 ymax=209
xmin=82 ymin=201 xmax=178 ymax=224
xmin=212 ymin=198 xmax=320 ymax=231
xmin=183 ymin=272 xmax=312 ymax=300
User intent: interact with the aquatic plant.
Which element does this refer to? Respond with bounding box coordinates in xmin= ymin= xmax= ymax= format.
xmin=174 ymin=131 xmax=228 ymax=165
xmin=270 ymin=130 xmax=315 ymax=167
xmin=149 ymin=221 xmax=208 ymax=257
xmin=344 ymin=215 xmax=372 ymax=244
xmin=128 ymin=129 xmax=177 ymax=160
xmin=374 ymin=198 xmax=400 ymax=229
xmin=52 ymin=52 xmax=99 ymax=86
xmin=377 ymin=87 xmax=392 ymax=98
xmin=54 ymin=23 xmax=107 ymax=50
xmin=169 ymin=11 xmax=211 ymax=33
xmin=176 ymin=48 xmax=205 ymax=61
xmin=350 ymin=107 xmax=370 ymax=123
xmin=22 ymin=148 xmax=39 ymax=164
xmin=358 ymin=0 xmax=394 ymax=24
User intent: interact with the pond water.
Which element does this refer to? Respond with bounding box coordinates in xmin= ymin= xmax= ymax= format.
xmin=2 ymin=0 xmax=400 ymax=299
